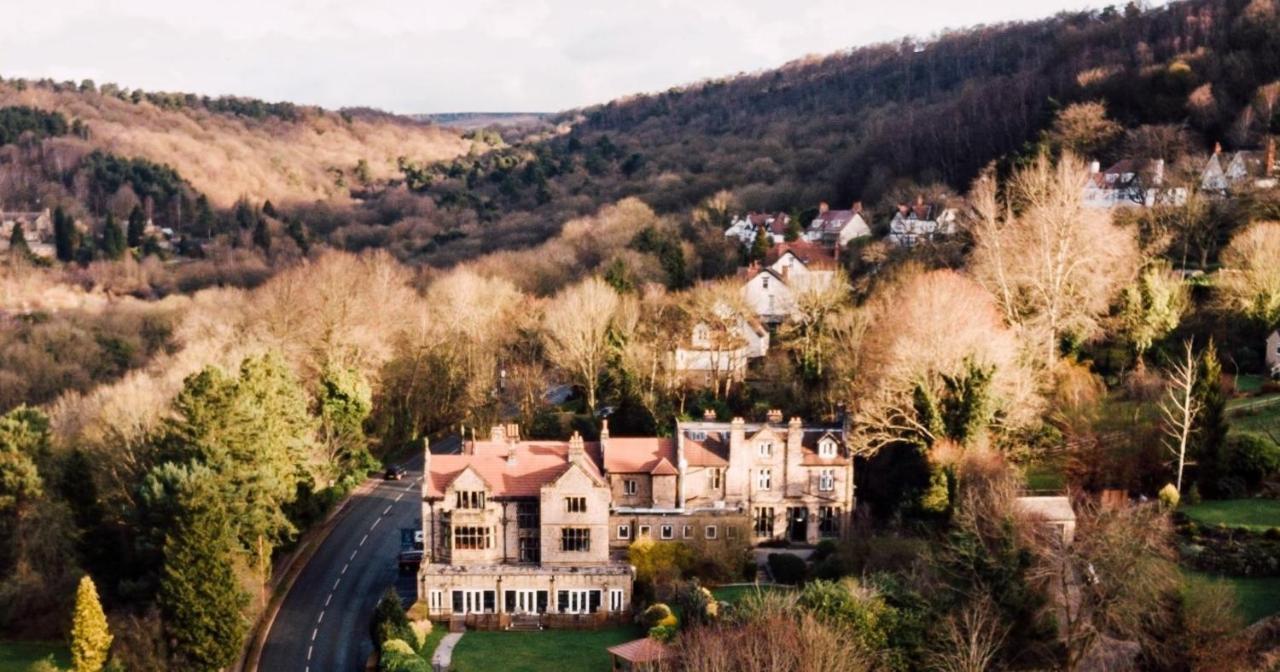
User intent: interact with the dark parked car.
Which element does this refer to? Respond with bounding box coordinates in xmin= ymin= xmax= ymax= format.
xmin=384 ymin=464 xmax=406 ymax=480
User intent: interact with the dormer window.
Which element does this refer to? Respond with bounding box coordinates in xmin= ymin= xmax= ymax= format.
xmin=818 ymin=439 xmax=837 ymax=459
xmin=758 ymin=442 xmax=772 ymax=458
xmin=565 ymin=496 xmax=587 ymax=513
xmin=690 ymin=431 xmax=706 ymax=441
xmin=456 ymin=491 xmax=486 ymax=509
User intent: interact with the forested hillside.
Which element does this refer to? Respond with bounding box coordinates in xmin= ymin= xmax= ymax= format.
xmin=0 ymin=79 xmax=470 ymax=209
xmin=373 ymin=0 xmax=1280 ymax=265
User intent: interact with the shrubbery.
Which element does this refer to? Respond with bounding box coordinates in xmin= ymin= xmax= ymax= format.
xmin=767 ymin=553 xmax=808 ymax=585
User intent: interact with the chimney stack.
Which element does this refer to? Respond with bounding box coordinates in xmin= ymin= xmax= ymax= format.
xmin=818 ymin=201 xmax=829 ymax=214
xmin=702 ymin=408 xmax=717 ymax=421
xmin=766 ymin=409 xmax=783 ymax=423
xmin=852 ymin=201 xmax=862 ymax=214
xmin=1214 ymin=142 xmax=1222 ymax=156
xmin=568 ymin=431 xmax=585 ymax=465
xmin=1089 ymin=160 xmax=1101 ymax=174
xmin=489 ymin=425 xmax=506 ymax=443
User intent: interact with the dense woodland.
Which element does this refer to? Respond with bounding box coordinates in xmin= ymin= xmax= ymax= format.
xmin=2 ymin=0 xmax=1280 ymax=670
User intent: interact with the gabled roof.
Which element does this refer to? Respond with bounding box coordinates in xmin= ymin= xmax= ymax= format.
xmin=650 ymin=458 xmax=678 ymax=476
xmin=426 ymin=441 xmax=605 ymax=498
xmin=603 ymin=437 xmax=677 ymax=474
xmin=682 ymin=430 xmax=730 ymax=467
xmin=766 ymin=240 xmax=838 ymax=268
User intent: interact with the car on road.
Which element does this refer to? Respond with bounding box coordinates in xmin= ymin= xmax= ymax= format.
xmin=384 ymin=464 xmax=406 ymax=480
xmin=398 ymin=549 xmax=424 ymax=572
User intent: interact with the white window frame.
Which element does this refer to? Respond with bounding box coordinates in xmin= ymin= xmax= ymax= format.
xmin=818 ymin=439 xmax=836 ymax=459
xmin=624 ymin=479 xmax=637 ymax=495
xmin=819 ymin=468 xmax=835 ymax=492
xmin=559 ymin=589 xmax=598 ymax=615
xmin=758 ymin=468 xmax=772 ymax=490
xmin=429 ymin=590 xmax=444 ymax=612
xmin=758 ymin=442 xmax=772 ymax=458
xmin=705 ymin=524 xmax=718 ymax=540
xmin=660 ymin=524 xmax=674 ymax=540
xmin=682 ymin=524 xmax=693 ymax=539
xmin=617 ymin=524 xmax=631 ymax=540
xmin=709 ymin=468 xmax=722 ymax=489
xmin=609 ymin=589 xmax=625 ymax=612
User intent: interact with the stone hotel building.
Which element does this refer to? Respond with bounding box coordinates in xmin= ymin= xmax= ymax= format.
xmin=418 ymin=414 xmax=854 ymax=627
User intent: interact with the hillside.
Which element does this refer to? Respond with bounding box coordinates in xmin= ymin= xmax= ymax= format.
xmin=0 ymin=81 xmax=471 ymax=207
xmin=368 ymin=0 xmax=1280 ymax=266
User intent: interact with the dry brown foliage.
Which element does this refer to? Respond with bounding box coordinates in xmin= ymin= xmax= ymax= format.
xmin=0 ymin=83 xmax=470 ymax=207
xmin=852 ymin=268 xmax=1041 ymax=453
xmin=666 ymin=603 xmax=875 ymax=672
xmin=969 ymin=153 xmax=1140 ymax=368
xmin=1217 ymin=220 xmax=1280 ymax=329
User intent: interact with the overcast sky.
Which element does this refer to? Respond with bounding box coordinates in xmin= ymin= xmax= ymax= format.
xmin=5 ymin=0 xmax=1126 ymax=114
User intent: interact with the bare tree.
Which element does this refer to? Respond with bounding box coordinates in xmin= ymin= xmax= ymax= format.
xmin=779 ymin=270 xmax=853 ymax=379
xmin=1217 ymin=221 xmax=1280 ymax=331
xmin=679 ymin=281 xmax=754 ymax=399
xmin=969 ymin=153 xmax=1140 ymax=368
xmin=852 ymin=268 xmax=1040 ymax=453
xmin=927 ymin=598 xmax=1009 ymax=672
xmin=541 ymin=276 xmax=620 ymax=413
xmin=1160 ymin=338 xmax=1202 ymax=493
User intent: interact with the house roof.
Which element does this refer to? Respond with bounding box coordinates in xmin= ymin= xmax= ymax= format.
xmin=607 ymin=637 xmax=673 ymax=664
xmin=426 ymin=440 xmax=605 ymax=498
xmin=744 ymin=212 xmax=791 ymax=236
xmin=602 ymin=437 xmax=677 ymax=475
xmin=766 ymin=241 xmax=838 ymax=268
xmin=682 ymin=430 xmax=730 ymax=467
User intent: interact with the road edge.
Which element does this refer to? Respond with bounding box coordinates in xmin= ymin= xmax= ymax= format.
xmin=238 ymin=476 xmax=380 ymax=672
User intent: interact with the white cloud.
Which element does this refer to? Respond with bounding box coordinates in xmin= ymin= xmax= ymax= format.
xmin=2 ymin=0 xmax=1130 ymax=113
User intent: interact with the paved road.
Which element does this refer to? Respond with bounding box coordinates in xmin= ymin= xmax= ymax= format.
xmin=259 ymin=436 xmax=460 ymax=672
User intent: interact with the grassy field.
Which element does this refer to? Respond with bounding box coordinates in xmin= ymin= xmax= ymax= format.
xmin=711 ymin=584 xmax=790 ymax=605
xmin=0 ymin=642 xmax=69 ymax=672
xmin=1185 ymin=571 xmax=1280 ymax=624
xmin=1182 ymin=499 xmax=1280 ymax=530
xmin=1227 ymin=398 xmax=1280 ymax=435
xmin=449 ymin=627 xmax=644 ymax=672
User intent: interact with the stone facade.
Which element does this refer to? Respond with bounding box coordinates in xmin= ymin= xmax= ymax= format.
xmin=419 ymin=417 xmax=854 ymax=627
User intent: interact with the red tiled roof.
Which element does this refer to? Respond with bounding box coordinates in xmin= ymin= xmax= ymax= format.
xmin=767 ymin=240 xmax=838 ymax=267
xmin=650 ymin=457 xmax=678 ymax=476
xmin=608 ymin=637 xmax=673 ymax=664
xmin=603 ymin=437 xmax=676 ymax=474
xmin=426 ymin=441 xmax=604 ymax=498
xmin=683 ymin=431 xmax=730 ymax=467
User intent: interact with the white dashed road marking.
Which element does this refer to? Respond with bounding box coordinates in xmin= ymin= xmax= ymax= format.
xmin=342 ymin=563 xmax=349 ymax=575
xmin=317 ymin=610 xmax=324 ymax=624
xmin=394 ymin=493 xmax=403 ymax=502
xmin=311 ymin=628 xmax=317 ymax=642
xmin=325 ymin=593 xmax=332 ymax=607
xmin=350 ymin=550 xmax=358 ymax=561
xmin=370 ymin=518 xmax=381 ymax=530
xmin=332 ymin=578 xmax=341 ymax=591
xmin=383 ymin=505 xmax=392 ymax=515
xmin=360 ymin=534 xmax=368 ymax=547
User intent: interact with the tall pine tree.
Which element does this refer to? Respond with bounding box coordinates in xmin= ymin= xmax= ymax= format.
xmin=70 ymin=575 xmax=112 ymax=672
xmin=126 ymin=205 xmax=146 ymax=248
xmin=8 ymin=221 xmax=30 ymax=258
xmin=53 ymin=207 xmax=76 ymax=262
xmin=1193 ymin=339 xmax=1229 ymax=494
xmin=101 ymin=214 xmax=125 ymax=260
xmin=158 ymin=493 xmax=247 ymax=672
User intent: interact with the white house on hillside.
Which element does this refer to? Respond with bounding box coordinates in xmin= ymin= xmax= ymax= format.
xmin=725 ymin=212 xmax=790 ymax=247
xmin=888 ymin=198 xmax=958 ymax=247
xmin=673 ymin=312 xmax=769 ymax=387
xmin=1083 ymin=159 xmax=1186 ymax=208
xmin=805 ymin=202 xmax=870 ymax=248
xmin=1201 ymin=143 xmax=1278 ymax=193
xmin=739 ymin=241 xmax=838 ymax=324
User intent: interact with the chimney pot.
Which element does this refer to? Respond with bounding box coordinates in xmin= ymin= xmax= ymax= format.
xmin=766 ymin=409 xmax=783 ymax=423
xmin=702 ymin=409 xmax=717 ymax=421
xmin=818 ymin=201 xmax=829 ymax=214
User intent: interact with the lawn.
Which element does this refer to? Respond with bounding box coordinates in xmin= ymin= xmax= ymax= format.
xmin=1184 ymin=571 xmax=1280 ymax=624
xmin=711 ymin=583 xmax=789 ymax=605
xmin=1227 ymin=398 xmax=1280 ymax=435
xmin=1182 ymin=499 xmax=1280 ymax=531
xmin=449 ymin=626 xmax=643 ymax=672
xmin=0 ymin=641 xmax=69 ymax=672
xmin=1023 ymin=462 xmax=1067 ymax=492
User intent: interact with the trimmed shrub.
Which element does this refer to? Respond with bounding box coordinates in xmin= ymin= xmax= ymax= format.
xmin=768 ymin=553 xmax=808 ymax=585
xmin=639 ymin=603 xmax=677 ymax=629
xmin=1159 ymin=483 xmax=1180 ymax=509
xmin=1223 ymin=433 xmax=1280 ymax=491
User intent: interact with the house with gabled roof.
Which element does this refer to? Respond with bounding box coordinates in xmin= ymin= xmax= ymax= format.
xmin=738 ymin=241 xmax=839 ymax=324
xmin=1201 ymin=142 xmax=1278 ymax=193
xmin=418 ymin=412 xmax=857 ymax=627
xmin=724 ymin=212 xmax=790 ymax=246
xmin=888 ymin=196 xmax=959 ymax=246
xmin=805 ymin=201 xmax=871 ymax=248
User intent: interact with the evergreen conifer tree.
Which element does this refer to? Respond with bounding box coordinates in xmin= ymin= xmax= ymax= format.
xmin=70 ymin=575 xmax=112 ymax=672
xmin=8 ymin=221 xmax=30 ymax=257
xmin=53 ymin=207 xmax=76 ymax=262
xmin=126 ymin=205 xmax=146 ymax=248
xmin=252 ymin=217 xmax=271 ymax=253
xmin=101 ymin=214 xmax=125 ymax=260
xmin=158 ymin=496 xmax=247 ymax=672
